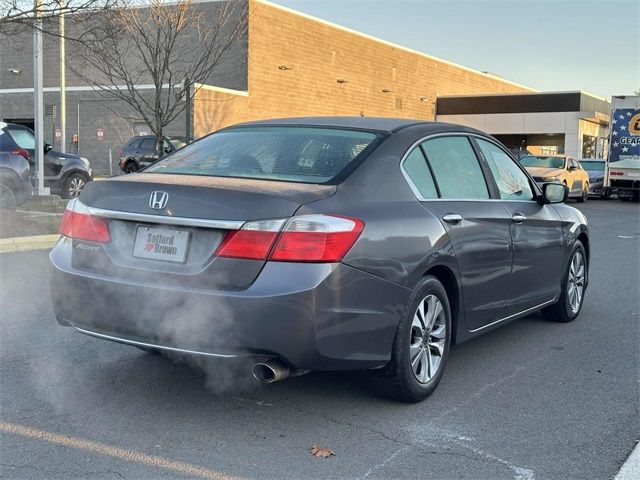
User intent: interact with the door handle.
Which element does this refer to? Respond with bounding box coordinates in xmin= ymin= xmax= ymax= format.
xmin=512 ymin=214 xmax=526 ymax=224
xmin=442 ymin=213 xmax=463 ymax=224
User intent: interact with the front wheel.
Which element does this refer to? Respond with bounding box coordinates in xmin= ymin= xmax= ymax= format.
xmin=542 ymin=242 xmax=587 ymax=322
xmin=374 ymin=276 xmax=451 ymax=403
xmin=63 ymin=173 xmax=88 ymax=199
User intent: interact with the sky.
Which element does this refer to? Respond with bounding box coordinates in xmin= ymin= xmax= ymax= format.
xmin=272 ymin=0 xmax=639 ymax=99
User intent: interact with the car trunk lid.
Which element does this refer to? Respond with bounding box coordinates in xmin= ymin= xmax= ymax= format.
xmin=69 ymin=173 xmax=337 ymax=289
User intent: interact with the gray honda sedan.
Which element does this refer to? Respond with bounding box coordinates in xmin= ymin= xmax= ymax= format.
xmin=50 ymin=117 xmax=589 ymax=402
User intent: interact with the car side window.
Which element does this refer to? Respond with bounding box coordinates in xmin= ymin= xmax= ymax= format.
xmin=6 ymin=128 xmax=35 ymax=149
xmin=140 ymin=138 xmax=156 ymax=151
xmin=476 ymin=138 xmax=534 ymax=201
xmin=421 ymin=136 xmax=489 ymax=199
xmin=402 ymin=147 xmax=438 ymax=199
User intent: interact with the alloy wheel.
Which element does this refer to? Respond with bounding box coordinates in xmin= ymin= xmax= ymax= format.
xmin=567 ymin=251 xmax=585 ymax=313
xmin=409 ymin=294 xmax=446 ymax=383
xmin=68 ymin=177 xmax=86 ymax=198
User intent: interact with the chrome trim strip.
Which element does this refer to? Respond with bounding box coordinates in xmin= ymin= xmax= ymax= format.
xmin=73 ymin=325 xmax=255 ymax=358
xmin=87 ymin=206 xmax=245 ymax=230
xmin=468 ymin=297 xmax=557 ymax=333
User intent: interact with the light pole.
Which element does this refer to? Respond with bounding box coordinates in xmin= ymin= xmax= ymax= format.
xmin=59 ymin=0 xmax=66 ymax=153
xmin=33 ymin=0 xmax=48 ymax=195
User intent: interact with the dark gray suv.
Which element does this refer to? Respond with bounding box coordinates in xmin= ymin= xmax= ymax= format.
xmin=119 ymin=135 xmax=186 ymax=173
xmin=50 ymin=118 xmax=589 ymax=402
xmin=0 ymin=122 xmax=93 ymax=198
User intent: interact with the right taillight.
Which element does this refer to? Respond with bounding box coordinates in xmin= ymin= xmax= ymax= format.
xmin=11 ymin=148 xmax=29 ymax=162
xmin=60 ymin=200 xmax=111 ymax=243
xmin=216 ymin=214 xmax=364 ymax=263
xmin=270 ymin=215 xmax=364 ymax=262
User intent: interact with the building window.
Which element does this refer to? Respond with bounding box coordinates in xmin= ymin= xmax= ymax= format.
xmin=582 ymin=135 xmax=596 ymax=158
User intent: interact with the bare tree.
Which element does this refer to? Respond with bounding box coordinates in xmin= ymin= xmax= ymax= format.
xmin=67 ymin=0 xmax=247 ymax=156
xmin=0 ymin=0 xmax=119 ymax=34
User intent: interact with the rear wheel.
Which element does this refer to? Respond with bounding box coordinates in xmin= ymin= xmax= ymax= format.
xmin=374 ymin=276 xmax=451 ymax=403
xmin=542 ymin=242 xmax=587 ymax=322
xmin=577 ymin=183 xmax=588 ymax=203
xmin=124 ymin=160 xmax=138 ymax=173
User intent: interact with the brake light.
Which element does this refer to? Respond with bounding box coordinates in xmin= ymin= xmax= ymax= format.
xmin=610 ymin=171 xmax=624 ymax=176
xmin=216 ymin=215 xmax=364 ymax=263
xmin=59 ymin=200 xmax=111 ymax=243
xmin=11 ymin=148 xmax=29 ymax=161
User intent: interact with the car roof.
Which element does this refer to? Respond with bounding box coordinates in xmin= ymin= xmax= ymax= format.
xmin=227 ymin=116 xmax=482 ymax=134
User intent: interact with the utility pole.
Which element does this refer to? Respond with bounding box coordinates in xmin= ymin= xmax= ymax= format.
xmin=185 ymin=77 xmax=192 ymax=144
xmin=33 ymin=0 xmax=48 ymax=195
xmin=59 ymin=0 xmax=66 ymax=153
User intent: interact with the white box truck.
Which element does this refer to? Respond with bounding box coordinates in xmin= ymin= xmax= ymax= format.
xmin=606 ymin=95 xmax=640 ymax=201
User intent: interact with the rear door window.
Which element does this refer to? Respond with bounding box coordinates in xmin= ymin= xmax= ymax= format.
xmin=421 ymin=136 xmax=489 ymax=199
xmin=146 ymin=126 xmax=380 ymax=184
xmin=139 ymin=138 xmax=156 ymax=152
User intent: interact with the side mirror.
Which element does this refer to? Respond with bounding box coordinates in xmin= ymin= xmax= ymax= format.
xmin=542 ymin=183 xmax=568 ymax=204
xmin=44 ymin=143 xmax=53 ymax=153
xmin=568 ymin=165 xmax=577 ymax=171
xmin=164 ymin=146 xmax=171 ymax=154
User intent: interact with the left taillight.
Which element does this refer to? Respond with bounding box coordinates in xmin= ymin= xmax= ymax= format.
xmin=59 ymin=199 xmax=111 ymax=243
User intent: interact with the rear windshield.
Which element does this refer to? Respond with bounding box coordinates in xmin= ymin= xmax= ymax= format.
xmin=520 ymin=156 xmax=565 ymax=169
xmin=580 ymin=161 xmax=605 ymax=171
xmin=145 ymin=126 xmax=380 ymax=183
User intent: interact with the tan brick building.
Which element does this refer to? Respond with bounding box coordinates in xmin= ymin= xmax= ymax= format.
xmin=194 ymin=0 xmax=534 ymax=137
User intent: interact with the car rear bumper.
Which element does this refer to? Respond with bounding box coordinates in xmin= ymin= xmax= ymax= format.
xmin=49 ymin=237 xmax=410 ymax=370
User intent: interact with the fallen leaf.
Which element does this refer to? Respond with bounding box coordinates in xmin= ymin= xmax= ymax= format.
xmin=310 ymin=446 xmax=335 ymax=458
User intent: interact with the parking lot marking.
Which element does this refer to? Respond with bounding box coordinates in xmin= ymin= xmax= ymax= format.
xmin=0 ymin=422 xmax=241 ymax=480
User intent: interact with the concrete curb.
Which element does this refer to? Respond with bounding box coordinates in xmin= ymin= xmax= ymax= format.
xmin=0 ymin=234 xmax=59 ymax=253
xmin=615 ymin=441 xmax=640 ymax=480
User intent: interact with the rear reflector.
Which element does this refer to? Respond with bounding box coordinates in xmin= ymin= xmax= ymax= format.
xmin=59 ymin=200 xmax=111 ymax=243
xmin=217 ymin=215 xmax=364 ymax=263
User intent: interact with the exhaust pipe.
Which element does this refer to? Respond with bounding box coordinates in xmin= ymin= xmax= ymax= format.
xmin=251 ymin=359 xmax=290 ymax=383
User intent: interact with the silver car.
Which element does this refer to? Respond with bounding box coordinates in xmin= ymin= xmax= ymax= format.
xmin=50 ymin=118 xmax=589 ymax=402
xmin=580 ymin=158 xmax=609 ymax=199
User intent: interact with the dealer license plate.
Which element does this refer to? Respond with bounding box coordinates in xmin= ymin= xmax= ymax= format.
xmin=133 ymin=226 xmax=190 ymax=263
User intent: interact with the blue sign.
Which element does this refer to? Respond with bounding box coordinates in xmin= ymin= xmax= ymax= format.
xmin=609 ymin=108 xmax=640 ymax=163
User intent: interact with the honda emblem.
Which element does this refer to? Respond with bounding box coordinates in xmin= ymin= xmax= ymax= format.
xmin=149 ymin=191 xmax=169 ymax=210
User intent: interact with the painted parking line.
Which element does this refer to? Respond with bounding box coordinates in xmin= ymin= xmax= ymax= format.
xmin=0 ymin=422 xmax=242 ymax=480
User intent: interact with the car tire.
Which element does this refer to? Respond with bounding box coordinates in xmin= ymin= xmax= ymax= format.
xmin=62 ymin=173 xmax=89 ymax=199
xmin=542 ymin=241 xmax=587 ymax=323
xmin=124 ymin=160 xmax=139 ymax=174
xmin=577 ymin=183 xmax=588 ymax=203
xmin=0 ymin=182 xmax=17 ymax=210
xmin=373 ymin=275 xmax=452 ymax=403
xmin=601 ymin=189 xmax=611 ymax=200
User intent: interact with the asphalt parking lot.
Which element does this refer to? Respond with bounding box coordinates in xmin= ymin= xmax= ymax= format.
xmin=1 ymin=199 xmax=638 ymax=480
